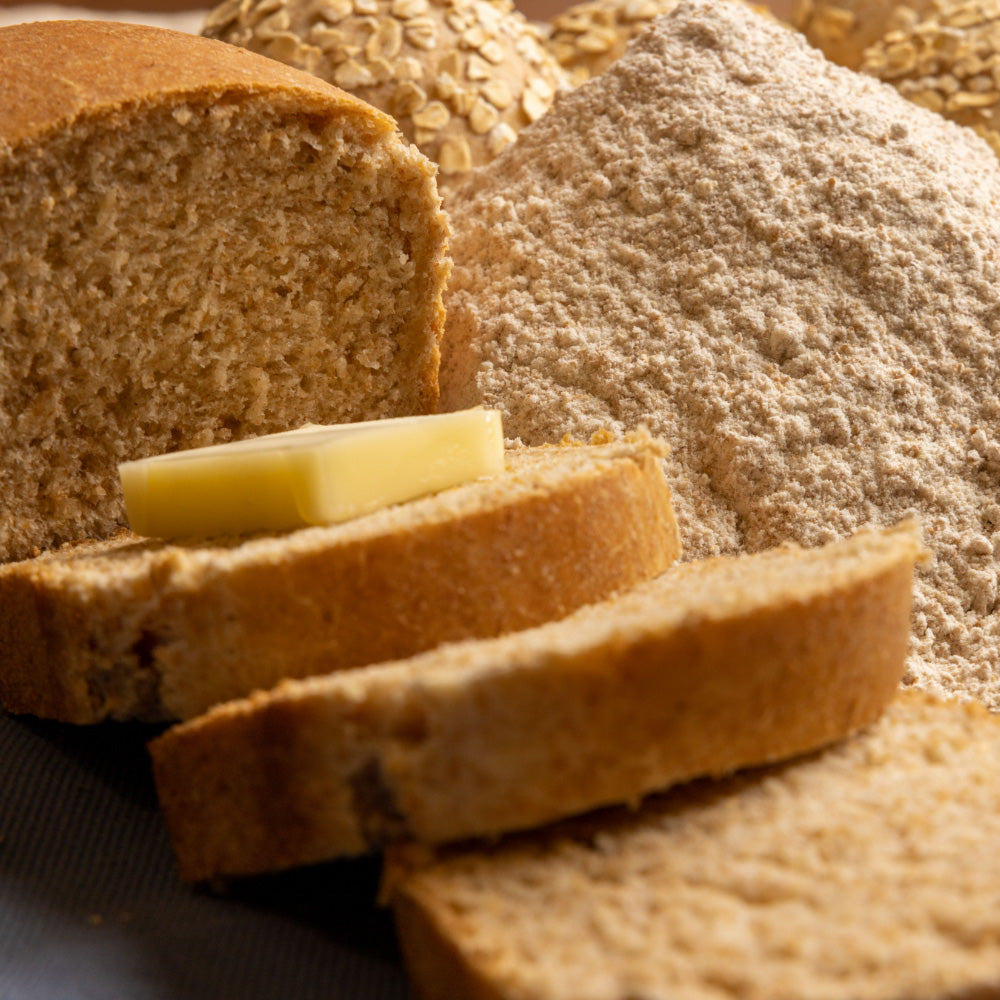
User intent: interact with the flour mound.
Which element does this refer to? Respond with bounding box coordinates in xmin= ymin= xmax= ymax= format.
xmin=442 ymin=0 xmax=1000 ymax=709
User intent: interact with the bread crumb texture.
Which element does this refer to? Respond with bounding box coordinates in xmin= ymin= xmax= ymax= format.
xmin=0 ymin=20 xmax=448 ymax=563
xmin=442 ymin=0 xmax=1000 ymax=711
xmin=392 ymin=692 xmax=1000 ymax=1000
xmin=201 ymin=0 xmax=568 ymax=191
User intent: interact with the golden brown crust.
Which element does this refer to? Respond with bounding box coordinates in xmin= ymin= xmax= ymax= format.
xmin=149 ymin=522 xmax=919 ymax=882
xmin=0 ymin=19 xmax=395 ymax=147
xmin=0 ymin=436 xmax=680 ymax=723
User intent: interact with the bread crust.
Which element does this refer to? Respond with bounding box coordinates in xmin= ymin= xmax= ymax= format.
xmin=0 ymin=436 xmax=680 ymax=723
xmin=149 ymin=522 xmax=920 ymax=882
xmin=0 ymin=19 xmax=395 ymax=147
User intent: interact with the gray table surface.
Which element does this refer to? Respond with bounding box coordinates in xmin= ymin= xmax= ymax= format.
xmin=0 ymin=710 xmax=411 ymax=1000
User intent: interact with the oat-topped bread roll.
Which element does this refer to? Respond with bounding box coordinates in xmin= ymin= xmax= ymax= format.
xmin=860 ymin=0 xmax=1000 ymax=158
xmin=547 ymin=0 xmax=774 ymax=84
xmin=791 ymin=0 xmax=942 ymax=67
xmin=441 ymin=0 xmax=1000 ymax=712
xmin=0 ymin=434 xmax=680 ymax=723
xmin=0 ymin=20 xmax=448 ymax=563
xmin=151 ymin=522 xmax=919 ymax=882
xmin=202 ymin=0 xmax=568 ymax=191
xmin=388 ymin=690 xmax=1000 ymax=1000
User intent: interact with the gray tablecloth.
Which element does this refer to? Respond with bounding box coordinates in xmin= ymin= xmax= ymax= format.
xmin=0 ymin=711 xmax=411 ymax=999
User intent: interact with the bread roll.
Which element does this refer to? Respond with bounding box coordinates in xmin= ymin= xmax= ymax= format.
xmin=0 ymin=20 xmax=448 ymax=562
xmin=860 ymin=0 xmax=1000 ymax=158
xmin=201 ymin=0 xmax=569 ymax=191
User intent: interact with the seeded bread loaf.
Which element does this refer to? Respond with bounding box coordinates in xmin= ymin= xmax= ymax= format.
xmin=859 ymin=0 xmax=1000 ymax=159
xmin=791 ymin=0 xmax=943 ymax=67
xmin=388 ymin=689 xmax=1000 ymax=1000
xmin=150 ymin=522 xmax=920 ymax=882
xmin=0 ymin=19 xmax=448 ymax=564
xmin=546 ymin=0 xmax=775 ymax=84
xmin=0 ymin=434 xmax=679 ymax=724
xmin=201 ymin=0 xmax=568 ymax=191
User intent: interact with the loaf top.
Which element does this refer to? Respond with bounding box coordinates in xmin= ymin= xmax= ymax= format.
xmin=0 ymin=19 xmax=395 ymax=147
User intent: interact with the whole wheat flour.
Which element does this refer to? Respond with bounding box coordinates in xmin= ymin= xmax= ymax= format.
xmin=442 ymin=0 xmax=1000 ymax=710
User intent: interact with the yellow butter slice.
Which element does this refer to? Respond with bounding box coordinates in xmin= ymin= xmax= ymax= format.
xmin=119 ymin=408 xmax=505 ymax=539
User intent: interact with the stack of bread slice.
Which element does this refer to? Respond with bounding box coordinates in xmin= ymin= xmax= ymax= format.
xmin=149 ymin=521 xmax=921 ymax=882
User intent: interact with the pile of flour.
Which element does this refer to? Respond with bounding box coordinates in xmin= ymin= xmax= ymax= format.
xmin=442 ymin=0 xmax=1000 ymax=709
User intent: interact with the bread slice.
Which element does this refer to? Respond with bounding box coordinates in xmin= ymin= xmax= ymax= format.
xmin=388 ymin=689 xmax=1000 ymax=1000
xmin=0 ymin=434 xmax=679 ymax=724
xmin=150 ymin=521 xmax=920 ymax=883
xmin=0 ymin=20 xmax=449 ymax=563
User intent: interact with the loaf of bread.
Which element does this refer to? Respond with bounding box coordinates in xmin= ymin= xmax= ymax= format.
xmin=150 ymin=521 xmax=920 ymax=882
xmin=201 ymin=0 xmax=568 ymax=191
xmin=0 ymin=434 xmax=679 ymax=724
xmin=389 ymin=689 xmax=1000 ymax=1000
xmin=0 ymin=19 xmax=448 ymax=563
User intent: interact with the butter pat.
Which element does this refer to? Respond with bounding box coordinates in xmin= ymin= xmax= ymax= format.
xmin=119 ymin=409 xmax=504 ymax=539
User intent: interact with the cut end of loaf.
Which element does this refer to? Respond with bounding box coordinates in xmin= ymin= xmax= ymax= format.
xmin=0 ymin=21 xmax=449 ymax=562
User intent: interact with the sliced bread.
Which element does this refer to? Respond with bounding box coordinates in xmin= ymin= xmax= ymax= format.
xmin=0 ymin=434 xmax=679 ymax=724
xmin=150 ymin=522 xmax=920 ymax=882
xmin=388 ymin=689 xmax=1000 ymax=1000
xmin=0 ymin=20 xmax=448 ymax=563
